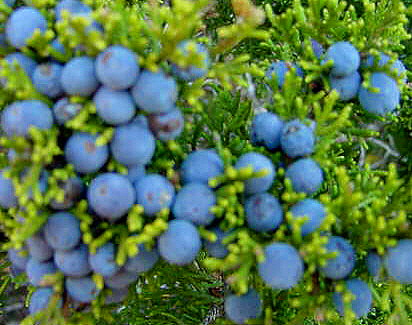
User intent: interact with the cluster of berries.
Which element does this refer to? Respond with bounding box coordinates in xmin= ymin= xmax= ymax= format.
xmin=265 ymin=40 xmax=407 ymax=116
xmin=0 ymin=0 xmax=210 ymax=315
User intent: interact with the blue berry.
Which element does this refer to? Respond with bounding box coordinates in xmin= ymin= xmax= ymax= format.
xmin=4 ymin=52 xmax=37 ymax=79
xmin=55 ymin=0 xmax=92 ymax=20
xmin=32 ymin=62 xmax=64 ymax=98
xmin=235 ymin=152 xmax=275 ymax=195
xmin=105 ymin=287 xmax=129 ymax=304
xmin=66 ymin=276 xmax=100 ymax=303
xmin=181 ymin=149 xmax=224 ymax=185
xmin=131 ymin=69 xmax=177 ymax=114
xmin=64 ymin=132 xmax=109 ymax=174
xmin=26 ymin=258 xmax=57 ymax=286
xmin=124 ymin=244 xmax=159 ymax=273
xmin=224 ymin=289 xmax=262 ymax=325
xmin=110 ymin=123 xmax=155 ymax=166
xmin=244 ymin=192 xmax=283 ymax=232
xmin=134 ymin=174 xmax=175 ymax=217
xmin=172 ymin=41 xmax=210 ymax=81
xmin=96 ymin=45 xmax=139 ymax=90
xmin=44 ymin=212 xmax=81 ymax=250
xmin=172 ymin=183 xmax=216 ymax=226
xmin=26 ymin=232 xmax=53 ymax=262
xmin=89 ymin=242 xmax=120 ymax=277
xmin=289 ymin=198 xmax=326 ymax=236
xmin=52 ymin=98 xmax=82 ymax=125
xmin=104 ymin=268 xmax=138 ymax=289
xmin=329 ymin=71 xmax=360 ymax=101
xmin=366 ymin=251 xmax=382 ymax=278
xmin=126 ymin=164 xmax=145 ymax=184
xmin=266 ymin=61 xmax=303 ymax=87
xmin=323 ymin=42 xmax=360 ymax=77
xmin=50 ymin=39 xmax=66 ymax=57
xmin=5 ymin=7 xmax=47 ymax=49
xmin=285 ymin=158 xmax=323 ymax=195
xmin=332 ymin=278 xmax=372 ymax=318
xmin=250 ymin=112 xmax=284 ymax=150
xmin=132 ymin=114 xmax=149 ymax=129
xmin=88 ymin=173 xmax=135 ymax=221
xmin=0 ymin=170 xmax=17 ymax=208
xmin=61 ymin=56 xmax=99 ymax=97
xmin=93 ymin=86 xmax=136 ymax=125
xmin=358 ymin=72 xmax=400 ymax=115
xmin=1 ymin=100 xmax=53 ymax=137
xmin=258 ymin=242 xmax=304 ymax=289
xmin=203 ymin=228 xmax=231 ymax=259
xmin=29 ymin=288 xmax=59 ymax=314
xmin=8 ymin=248 xmax=29 ymax=270
xmin=311 ymin=39 xmax=324 ymax=58
xmin=364 ymin=52 xmax=407 ymax=82
xmin=50 ymin=176 xmax=84 ymax=210
xmin=320 ymin=236 xmax=355 ymax=280
xmin=54 ymin=244 xmax=91 ymax=277
xmin=384 ymin=239 xmax=412 ymax=284
xmin=280 ymin=120 xmax=315 ymax=158
xmin=4 ymin=0 xmax=16 ymax=7
xmin=148 ymin=108 xmax=184 ymax=142
xmin=158 ymin=220 xmax=201 ymax=265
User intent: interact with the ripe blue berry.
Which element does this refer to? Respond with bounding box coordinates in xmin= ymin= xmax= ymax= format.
xmin=235 ymin=152 xmax=275 ymax=195
xmin=250 ymin=112 xmax=284 ymax=150
xmin=285 ymin=158 xmax=323 ymax=195
xmin=203 ymin=228 xmax=231 ymax=259
xmin=131 ymin=69 xmax=177 ymax=114
xmin=132 ymin=114 xmax=149 ymax=129
xmin=258 ymin=242 xmax=304 ymax=289
xmin=364 ymin=52 xmax=407 ymax=82
xmin=311 ymin=39 xmax=324 ymax=58
xmin=4 ymin=0 xmax=16 ymax=7
xmin=50 ymin=39 xmax=66 ymax=57
xmin=105 ymin=287 xmax=129 ymax=304
xmin=148 ymin=108 xmax=184 ymax=142
xmin=4 ymin=52 xmax=37 ymax=79
xmin=323 ymin=42 xmax=360 ymax=77
xmin=110 ymin=123 xmax=155 ymax=166
xmin=224 ymin=289 xmax=262 ymax=324
xmin=244 ymin=192 xmax=283 ymax=232
xmin=55 ymin=0 xmax=92 ymax=20
xmin=8 ymin=248 xmax=29 ymax=270
xmin=64 ymin=132 xmax=109 ymax=174
xmin=332 ymin=278 xmax=372 ymax=318
xmin=5 ymin=7 xmax=47 ymax=48
xmin=54 ymin=244 xmax=91 ymax=277
xmin=89 ymin=242 xmax=120 ymax=277
xmin=173 ymin=183 xmax=216 ymax=226
xmin=366 ymin=251 xmax=382 ymax=278
xmin=158 ymin=220 xmax=201 ymax=265
xmin=172 ymin=41 xmax=210 ymax=81
xmin=26 ymin=233 xmax=53 ymax=262
xmin=52 ymin=98 xmax=82 ymax=125
xmin=320 ymin=236 xmax=355 ymax=280
xmin=26 ymin=258 xmax=57 ymax=286
xmin=104 ymin=268 xmax=138 ymax=289
xmin=93 ymin=86 xmax=136 ymax=125
xmin=181 ymin=149 xmax=224 ymax=185
xmin=124 ymin=244 xmax=159 ymax=273
xmin=384 ymin=239 xmax=412 ymax=284
xmin=329 ymin=71 xmax=361 ymax=101
xmin=266 ymin=61 xmax=303 ymax=87
xmin=126 ymin=164 xmax=145 ymax=185
xmin=29 ymin=288 xmax=59 ymax=314
xmin=50 ymin=176 xmax=84 ymax=210
xmin=61 ymin=56 xmax=99 ymax=97
xmin=280 ymin=120 xmax=315 ymax=158
xmin=289 ymin=198 xmax=326 ymax=236
xmin=134 ymin=174 xmax=175 ymax=217
xmin=358 ymin=72 xmax=400 ymax=115
xmin=96 ymin=45 xmax=139 ymax=90
xmin=32 ymin=63 xmax=64 ymax=98
xmin=0 ymin=170 xmax=17 ymax=208
xmin=1 ymin=100 xmax=53 ymax=138
xmin=88 ymin=173 xmax=135 ymax=221
xmin=44 ymin=212 xmax=81 ymax=251
xmin=66 ymin=276 xmax=100 ymax=303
